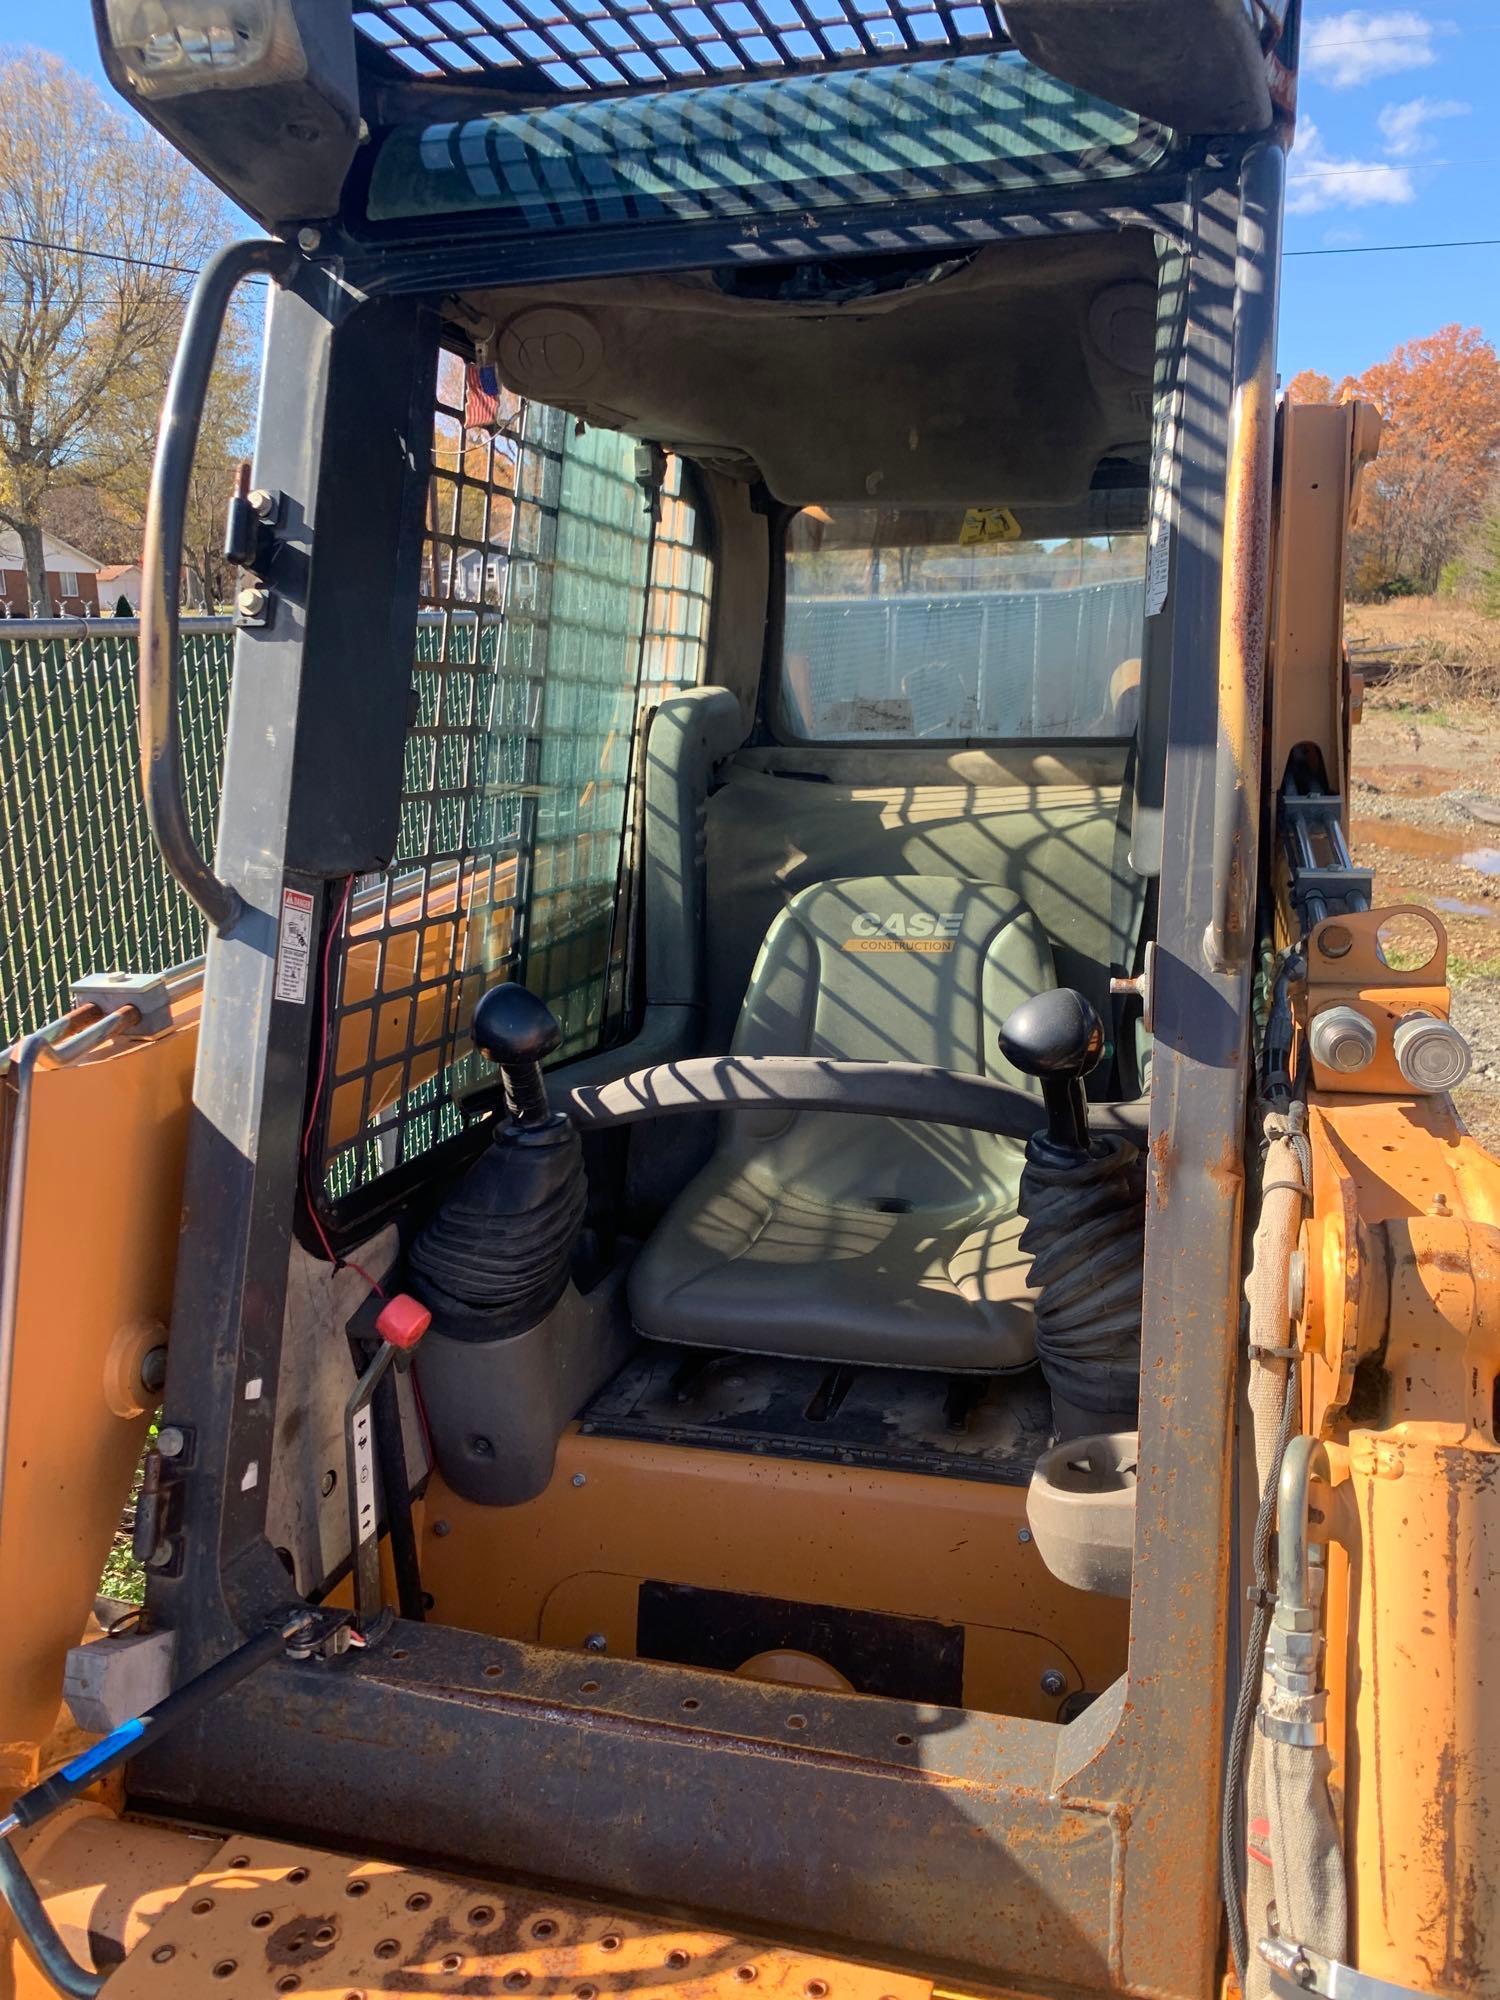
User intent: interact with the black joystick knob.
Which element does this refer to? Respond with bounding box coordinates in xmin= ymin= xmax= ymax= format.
xmin=472 ymin=982 xmax=562 ymax=1130
xmin=997 ymin=988 xmax=1105 ymax=1159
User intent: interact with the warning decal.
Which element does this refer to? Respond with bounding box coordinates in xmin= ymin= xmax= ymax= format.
xmin=959 ymin=505 xmax=1022 ymax=546
xmin=274 ymin=887 xmax=316 ymax=1004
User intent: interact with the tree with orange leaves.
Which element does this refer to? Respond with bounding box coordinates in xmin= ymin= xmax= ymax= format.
xmin=1284 ymin=368 xmax=1333 ymax=406
xmin=1284 ymin=327 xmax=1500 ymax=594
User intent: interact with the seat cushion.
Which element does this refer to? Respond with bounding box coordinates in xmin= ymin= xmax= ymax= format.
xmin=628 ymin=876 xmax=1054 ymax=1371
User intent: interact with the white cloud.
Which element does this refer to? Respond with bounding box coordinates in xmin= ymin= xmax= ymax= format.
xmin=1376 ymin=94 xmax=1470 ymax=156
xmin=1303 ymin=10 xmax=1454 ymax=89
xmin=1287 ymin=119 xmax=1417 ymax=214
xmin=1322 ymin=226 xmax=1367 ymax=246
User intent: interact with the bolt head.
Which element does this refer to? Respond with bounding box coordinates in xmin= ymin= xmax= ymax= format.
xmin=236 ymin=585 xmax=268 ymax=617
xmin=1040 ymin=1668 xmax=1067 ymax=1698
xmin=571 ymin=1472 xmax=587 ymax=1488
xmin=156 ymin=1424 xmax=186 ymax=1459
xmin=247 ymin=488 xmax=274 ymax=520
xmin=432 ymin=1518 xmax=452 ymax=1538
xmin=584 ymin=1633 xmax=608 ymax=1653
xmin=296 ymin=226 xmax=322 ymax=253
xmin=1017 ymin=1526 xmax=1033 ymax=1545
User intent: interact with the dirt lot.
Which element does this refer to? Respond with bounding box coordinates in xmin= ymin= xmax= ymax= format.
xmin=1345 ymin=600 xmax=1500 ymax=1153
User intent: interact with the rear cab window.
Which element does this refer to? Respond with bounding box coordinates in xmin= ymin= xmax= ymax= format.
xmin=779 ymin=505 xmax=1145 ymax=742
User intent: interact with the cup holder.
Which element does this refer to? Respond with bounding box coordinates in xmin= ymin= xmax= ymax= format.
xmin=1026 ymin=1431 xmax=1138 ymax=1598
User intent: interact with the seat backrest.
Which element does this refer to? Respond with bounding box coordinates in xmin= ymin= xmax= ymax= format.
xmin=724 ymin=875 xmax=1052 ymax=1213
xmin=703 ymin=764 xmax=1138 ymax=1056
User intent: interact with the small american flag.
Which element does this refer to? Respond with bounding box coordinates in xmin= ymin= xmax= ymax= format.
xmin=464 ymin=362 xmax=501 ymax=434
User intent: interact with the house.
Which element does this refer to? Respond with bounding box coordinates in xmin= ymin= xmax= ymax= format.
xmin=449 ymin=547 xmax=508 ymax=605
xmin=0 ymin=531 xmax=103 ymax=617
xmin=97 ymin=563 xmax=144 ymax=615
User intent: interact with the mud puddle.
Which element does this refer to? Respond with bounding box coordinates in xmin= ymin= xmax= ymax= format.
xmin=1349 ymin=702 xmax=1500 ymax=1154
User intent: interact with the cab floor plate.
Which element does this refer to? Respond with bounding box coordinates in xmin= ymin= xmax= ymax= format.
xmin=582 ymin=1344 xmax=1050 ymax=1484
xmin=108 ymin=1836 xmax=937 ymax=2000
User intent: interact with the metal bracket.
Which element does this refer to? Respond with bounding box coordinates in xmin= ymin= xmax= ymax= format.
xmin=132 ymin=1445 xmax=187 ymax=1577
xmin=282 ymin=1605 xmax=363 ymax=1662
xmin=224 ymin=466 xmax=284 ymax=581
xmin=1261 ymin=1937 xmax=1438 ymax=2000
xmin=1110 ymin=939 xmax=1157 ymax=1033
xmin=69 ymin=971 xmax=173 ymax=1037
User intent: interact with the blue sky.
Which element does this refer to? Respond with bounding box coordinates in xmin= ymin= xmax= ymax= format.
xmin=8 ymin=4 xmax=1499 ymax=388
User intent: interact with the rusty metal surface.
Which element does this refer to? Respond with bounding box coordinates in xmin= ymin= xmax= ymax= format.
xmin=1346 ymin=1429 xmax=1500 ymax=1996
xmin=1208 ymin=141 xmax=1284 ymax=974
xmin=1294 ymin=1033 xmax=1500 ymax=1994
xmin=104 ymin=1836 xmax=937 ymax=2000
xmin=1266 ymin=400 xmax=1382 ymax=810
xmin=129 ymin=1619 xmax=1123 ymax=1990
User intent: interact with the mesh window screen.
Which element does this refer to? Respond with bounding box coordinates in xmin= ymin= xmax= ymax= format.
xmin=1 ymin=623 xmax=231 ymax=1042
xmin=352 ymin=0 xmax=1009 ymax=95
xmin=314 ymin=357 xmax=711 ymax=1218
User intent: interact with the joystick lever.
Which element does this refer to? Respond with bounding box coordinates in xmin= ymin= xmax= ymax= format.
xmin=997 ymin=988 xmax=1105 ymax=1162
xmin=471 ymin=982 xmax=562 ymax=1131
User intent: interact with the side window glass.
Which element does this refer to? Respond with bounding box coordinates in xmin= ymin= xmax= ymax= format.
xmin=313 ymin=354 xmax=712 ymax=1222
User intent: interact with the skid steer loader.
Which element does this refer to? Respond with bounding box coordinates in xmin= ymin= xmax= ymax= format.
xmin=2 ymin=3 xmax=1496 ymax=1997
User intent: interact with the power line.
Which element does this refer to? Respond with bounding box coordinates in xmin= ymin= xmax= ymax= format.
xmin=1290 ymin=156 xmax=1488 ymax=179
xmin=0 ymin=231 xmax=197 ymax=275
xmin=0 ymin=231 xmax=270 ymax=282
xmin=1285 ymin=234 xmax=1500 ymax=258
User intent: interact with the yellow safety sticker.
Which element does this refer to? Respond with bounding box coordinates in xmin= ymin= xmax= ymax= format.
xmin=959 ymin=505 xmax=1021 ymax=545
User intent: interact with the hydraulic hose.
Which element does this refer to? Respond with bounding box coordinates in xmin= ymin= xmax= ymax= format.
xmin=1221 ymin=1105 xmax=1312 ymax=1983
xmin=0 ymin=1838 xmax=103 ymax=2000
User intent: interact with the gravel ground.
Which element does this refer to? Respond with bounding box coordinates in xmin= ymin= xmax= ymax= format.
xmin=1346 ymin=699 xmax=1500 ymax=1153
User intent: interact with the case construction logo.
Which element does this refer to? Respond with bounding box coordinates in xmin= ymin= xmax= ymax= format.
xmin=842 ymin=911 xmax=962 ymax=953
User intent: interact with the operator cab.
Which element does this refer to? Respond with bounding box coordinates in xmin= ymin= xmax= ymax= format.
xmin=278 ymin=214 xmax=1164 ymax=1714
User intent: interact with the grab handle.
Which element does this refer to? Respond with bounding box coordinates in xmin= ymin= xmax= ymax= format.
xmin=139 ymin=238 xmax=298 ymax=935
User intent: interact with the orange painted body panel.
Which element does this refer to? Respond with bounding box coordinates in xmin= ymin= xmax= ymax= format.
xmin=1303 ymin=1078 xmax=1500 ymax=1997
xmin=419 ymin=1426 xmax=1127 ymax=1720
xmin=0 ymin=998 xmax=199 ymax=1780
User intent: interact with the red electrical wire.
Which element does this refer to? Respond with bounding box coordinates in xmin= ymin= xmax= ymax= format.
xmin=301 ymin=877 xmax=386 ymax=1299
xmin=301 ymin=879 xmax=436 ymax=1470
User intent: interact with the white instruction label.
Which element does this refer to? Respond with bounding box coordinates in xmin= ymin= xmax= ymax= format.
xmin=352 ymin=1405 xmax=378 ymax=1543
xmin=274 ymin=887 xmax=316 ymax=1004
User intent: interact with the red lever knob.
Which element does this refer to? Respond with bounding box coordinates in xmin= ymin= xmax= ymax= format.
xmin=375 ymin=1293 xmax=432 ymax=1351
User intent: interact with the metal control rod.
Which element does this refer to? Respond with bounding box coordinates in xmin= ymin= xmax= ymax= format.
xmin=1 ymin=1622 xmax=288 ymax=1838
xmin=0 ymin=1610 xmax=346 ymax=2000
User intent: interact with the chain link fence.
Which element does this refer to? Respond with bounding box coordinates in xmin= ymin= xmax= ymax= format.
xmin=1 ymin=618 xmax=232 ymax=1044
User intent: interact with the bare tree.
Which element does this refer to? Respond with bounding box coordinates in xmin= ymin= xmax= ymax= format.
xmin=0 ymin=47 xmax=235 ymax=612
xmin=99 ymin=300 xmax=259 ymax=610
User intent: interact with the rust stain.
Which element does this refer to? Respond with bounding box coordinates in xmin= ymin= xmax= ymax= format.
xmin=1149 ymin=1126 xmax=1172 ymax=1209
xmin=1206 ymin=1138 xmax=1243 ymax=1199
xmin=265 ymin=1909 xmax=340 ymax=1969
